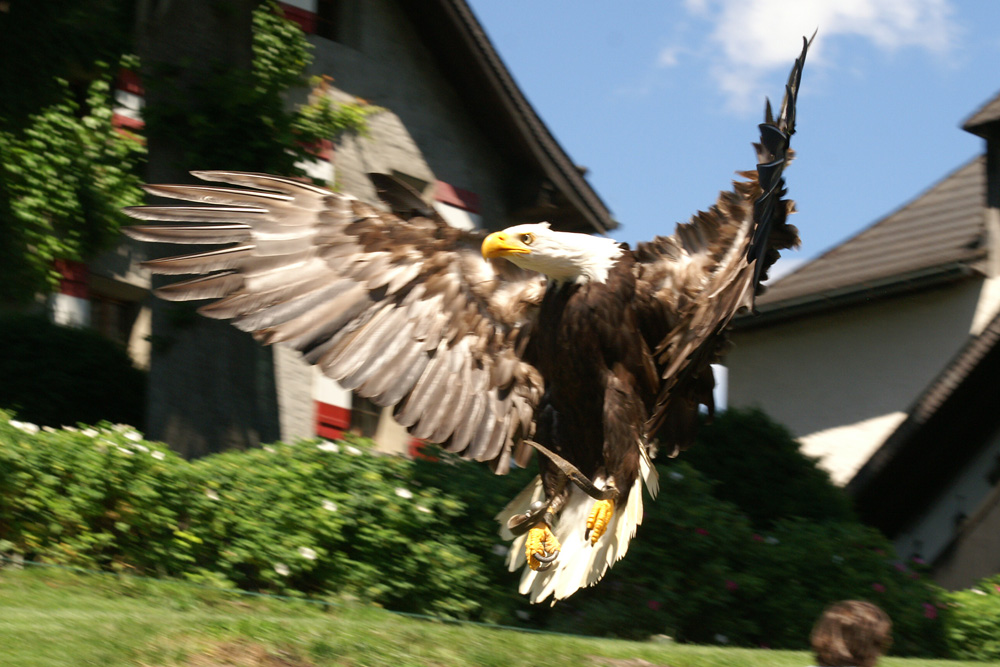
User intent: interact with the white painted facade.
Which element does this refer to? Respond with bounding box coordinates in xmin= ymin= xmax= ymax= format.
xmin=727 ymin=276 xmax=1000 ymax=485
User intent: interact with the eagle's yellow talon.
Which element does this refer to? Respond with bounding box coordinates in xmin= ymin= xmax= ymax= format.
xmin=586 ymin=499 xmax=615 ymax=544
xmin=525 ymin=524 xmax=560 ymax=570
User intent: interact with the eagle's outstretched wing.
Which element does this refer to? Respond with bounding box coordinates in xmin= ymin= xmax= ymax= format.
xmin=634 ymin=35 xmax=811 ymax=452
xmin=124 ymin=172 xmax=545 ymax=472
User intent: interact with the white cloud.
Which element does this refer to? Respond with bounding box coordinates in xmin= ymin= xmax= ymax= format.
xmin=691 ymin=0 xmax=956 ymax=111
xmin=657 ymin=45 xmax=683 ymax=68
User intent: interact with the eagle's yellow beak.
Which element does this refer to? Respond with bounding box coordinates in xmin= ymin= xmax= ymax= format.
xmin=482 ymin=231 xmax=531 ymax=259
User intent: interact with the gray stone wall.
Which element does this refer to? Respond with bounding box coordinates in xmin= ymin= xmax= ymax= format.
xmin=306 ymin=0 xmax=511 ymax=227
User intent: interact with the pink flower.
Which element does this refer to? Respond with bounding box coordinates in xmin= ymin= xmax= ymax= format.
xmin=894 ymin=562 xmax=907 ymax=572
xmin=994 ymin=584 xmax=1000 ymax=594
xmin=647 ymin=600 xmax=661 ymax=611
xmin=752 ymin=533 xmax=764 ymax=542
xmin=725 ymin=579 xmax=739 ymax=591
xmin=872 ymin=583 xmax=887 ymax=593
xmin=911 ymin=556 xmax=926 ymax=565
xmin=696 ymin=528 xmax=709 ymax=536
xmin=923 ymin=603 xmax=938 ymax=619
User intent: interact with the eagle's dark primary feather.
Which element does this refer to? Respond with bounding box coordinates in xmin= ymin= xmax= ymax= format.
xmin=123 ymin=37 xmax=811 ymax=604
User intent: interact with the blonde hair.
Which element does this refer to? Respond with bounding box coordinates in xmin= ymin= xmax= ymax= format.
xmin=810 ymin=600 xmax=892 ymax=667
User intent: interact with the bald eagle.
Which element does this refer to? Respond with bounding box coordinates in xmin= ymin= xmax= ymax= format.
xmin=124 ymin=39 xmax=809 ymax=603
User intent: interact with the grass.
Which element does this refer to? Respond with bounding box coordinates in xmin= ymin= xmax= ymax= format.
xmin=0 ymin=565 xmax=996 ymax=667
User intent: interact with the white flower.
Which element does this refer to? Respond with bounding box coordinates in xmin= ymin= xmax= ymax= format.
xmin=832 ymin=555 xmax=844 ymax=564
xmin=668 ymin=471 xmax=684 ymax=481
xmin=345 ymin=445 xmax=362 ymax=456
xmin=42 ymin=426 xmax=58 ymax=433
xmin=416 ymin=505 xmax=431 ymax=514
xmin=765 ymin=536 xmax=780 ymax=545
xmin=116 ymin=446 xmax=134 ymax=456
xmin=317 ymin=441 xmax=339 ymax=453
xmin=131 ymin=443 xmax=149 ymax=453
xmin=152 ymin=450 xmax=166 ymax=461
xmin=322 ymin=500 xmax=338 ymax=512
xmin=274 ymin=562 xmax=290 ymax=576
xmin=81 ymin=428 xmax=98 ymax=438
xmin=298 ymin=546 xmax=318 ymax=561
xmin=10 ymin=420 xmax=39 ymax=434
xmin=62 ymin=425 xmax=78 ymax=432
xmin=264 ymin=445 xmax=276 ymax=453
xmin=395 ymin=487 xmax=413 ymax=500
xmin=205 ymin=489 xmax=220 ymax=501
xmin=123 ymin=430 xmax=141 ymax=442
xmin=972 ymin=589 xmax=987 ymax=595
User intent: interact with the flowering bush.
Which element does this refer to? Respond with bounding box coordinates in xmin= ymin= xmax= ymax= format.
xmin=0 ymin=417 xmax=191 ymax=572
xmin=0 ymin=411 xmax=951 ymax=652
xmin=0 ymin=415 xmax=487 ymax=618
xmin=180 ymin=436 xmax=488 ymax=617
xmin=941 ymin=574 xmax=1000 ymax=660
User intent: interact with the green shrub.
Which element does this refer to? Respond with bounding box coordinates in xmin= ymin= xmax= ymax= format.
xmin=541 ymin=461 xmax=760 ymax=642
xmin=0 ymin=314 xmax=146 ymax=429
xmin=0 ymin=417 xmax=191 ymax=573
xmin=0 ymin=417 xmax=487 ymax=618
xmin=681 ymin=408 xmax=855 ymax=527
xmin=411 ymin=448 xmax=539 ymax=623
xmin=534 ymin=462 xmax=946 ymax=656
xmin=182 ymin=436 xmax=489 ymax=617
xmin=942 ymin=574 xmax=1000 ymax=660
xmin=0 ymin=411 xmax=951 ymax=654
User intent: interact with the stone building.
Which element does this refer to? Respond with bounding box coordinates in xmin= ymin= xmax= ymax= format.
xmin=74 ymin=0 xmax=615 ymax=457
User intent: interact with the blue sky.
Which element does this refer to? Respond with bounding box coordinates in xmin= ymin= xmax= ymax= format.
xmin=466 ymin=0 xmax=1000 ymax=275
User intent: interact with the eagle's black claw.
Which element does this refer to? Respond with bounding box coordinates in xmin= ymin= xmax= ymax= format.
xmin=535 ymin=550 xmax=558 ymax=564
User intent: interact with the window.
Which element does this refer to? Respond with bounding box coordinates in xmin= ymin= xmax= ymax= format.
xmin=350 ymin=395 xmax=381 ymax=438
xmin=316 ymin=0 xmax=359 ymax=46
xmin=90 ymin=294 xmax=139 ymax=346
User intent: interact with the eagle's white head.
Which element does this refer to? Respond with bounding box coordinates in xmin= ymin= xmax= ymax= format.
xmin=481 ymin=222 xmax=623 ymax=284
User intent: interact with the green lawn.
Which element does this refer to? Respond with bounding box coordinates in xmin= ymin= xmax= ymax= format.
xmin=0 ymin=566 xmax=994 ymax=667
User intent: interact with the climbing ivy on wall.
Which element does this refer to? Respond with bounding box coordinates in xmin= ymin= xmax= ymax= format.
xmin=0 ymin=1 xmax=378 ymax=304
xmin=142 ymin=1 xmax=379 ymax=178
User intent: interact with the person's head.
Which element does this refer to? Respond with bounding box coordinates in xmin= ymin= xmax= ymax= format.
xmin=810 ymin=600 xmax=892 ymax=667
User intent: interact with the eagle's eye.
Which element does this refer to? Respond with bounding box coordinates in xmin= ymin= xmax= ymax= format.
xmin=520 ymin=233 xmax=534 ymax=245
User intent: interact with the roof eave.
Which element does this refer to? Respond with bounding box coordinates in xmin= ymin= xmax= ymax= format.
xmin=399 ymin=0 xmax=617 ymax=235
xmin=733 ymin=261 xmax=981 ymax=331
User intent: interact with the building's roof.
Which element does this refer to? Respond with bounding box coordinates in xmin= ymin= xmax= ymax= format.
xmin=398 ymin=1 xmax=617 ymax=235
xmin=963 ymin=90 xmax=1000 ymax=137
xmin=748 ymin=154 xmax=987 ymax=319
xmin=847 ymin=310 xmax=1000 ymax=536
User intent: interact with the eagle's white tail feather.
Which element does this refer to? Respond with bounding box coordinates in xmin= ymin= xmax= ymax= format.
xmin=495 ymin=446 xmax=659 ymax=604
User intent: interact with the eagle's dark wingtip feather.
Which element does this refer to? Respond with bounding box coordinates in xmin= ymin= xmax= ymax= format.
xmin=745 ymin=34 xmax=812 ymax=292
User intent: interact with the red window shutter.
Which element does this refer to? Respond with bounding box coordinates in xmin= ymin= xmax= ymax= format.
xmin=315 ymin=400 xmax=351 ymax=440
